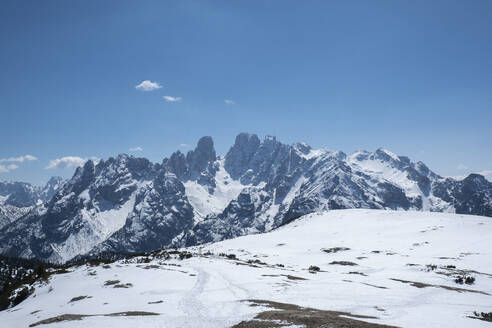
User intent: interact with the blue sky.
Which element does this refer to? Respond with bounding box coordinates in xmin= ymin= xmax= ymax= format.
xmin=1 ymin=0 xmax=491 ymax=185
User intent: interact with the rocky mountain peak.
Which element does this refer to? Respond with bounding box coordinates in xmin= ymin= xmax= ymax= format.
xmin=234 ymin=133 xmax=261 ymax=150
xmin=196 ymin=136 xmax=216 ymax=158
xmin=374 ymin=148 xmax=400 ymax=163
xmin=166 ymin=150 xmax=188 ymax=180
xmin=39 ymin=176 xmax=65 ymax=203
xmin=414 ymin=161 xmax=438 ymax=179
xmin=349 ymin=150 xmax=371 ymax=162
xmin=164 ymin=137 xmax=218 ymax=184
xmin=462 ymin=173 xmax=490 ymax=188
xmin=46 ymin=176 xmax=63 ymax=186
xmin=292 ymin=142 xmax=312 ymax=155
xmin=224 ymin=133 xmax=261 ymax=179
xmin=186 ymin=136 xmax=217 ymax=174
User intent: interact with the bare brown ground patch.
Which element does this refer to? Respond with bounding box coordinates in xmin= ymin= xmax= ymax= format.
xmin=391 ymin=278 xmax=490 ymax=295
xmin=329 ymin=261 xmax=358 ymax=266
xmin=113 ymin=283 xmax=133 ymax=288
xmin=468 ymin=311 xmax=492 ymax=322
xmin=232 ymin=299 xmax=398 ymax=328
xmin=361 ymin=283 xmax=388 ymax=290
xmin=29 ymin=311 xmax=159 ymax=327
xmin=68 ymin=295 xmax=92 ymax=303
xmin=103 ymin=280 xmax=120 ymax=286
xmin=322 ymin=247 xmax=351 ymax=254
xmin=261 ymin=274 xmax=308 ymax=281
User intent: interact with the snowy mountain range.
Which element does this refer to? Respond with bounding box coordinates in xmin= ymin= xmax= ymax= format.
xmin=0 ymin=133 xmax=491 ymax=263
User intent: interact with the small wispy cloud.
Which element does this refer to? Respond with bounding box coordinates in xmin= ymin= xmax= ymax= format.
xmin=0 ymin=155 xmax=38 ymax=163
xmin=163 ymin=96 xmax=182 ymax=102
xmin=135 ymin=80 xmax=162 ymax=91
xmin=457 ymin=164 xmax=468 ymax=170
xmin=129 ymin=146 xmax=143 ymax=152
xmin=46 ymin=156 xmax=87 ymax=169
xmin=179 ymin=143 xmax=190 ymax=148
xmin=0 ymin=164 xmax=19 ymax=173
xmin=224 ymin=99 xmax=235 ymax=105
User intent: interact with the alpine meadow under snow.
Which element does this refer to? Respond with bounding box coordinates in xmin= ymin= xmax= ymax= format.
xmin=1 ymin=210 xmax=491 ymax=328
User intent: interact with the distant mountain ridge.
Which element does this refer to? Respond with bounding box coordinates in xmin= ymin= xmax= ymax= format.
xmin=0 ymin=177 xmax=65 ymax=229
xmin=0 ymin=133 xmax=491 ymax=263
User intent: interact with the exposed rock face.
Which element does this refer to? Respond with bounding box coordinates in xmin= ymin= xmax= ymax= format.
xmin=38 ymin=176 xmax=65 ymax=203
xmin=432 ymin=174 xmax=492 ymax=217
xmin=0 ymin=205 xmax=32 ymax=230
xmin=164 ymin=136 xmax=218 ymax=189
xmin=0 ymin=133 xmax=491 ymax=263
xmin=224 ymin=133 xmax=261 ymax=181
xmin=94 ymin=172 xmax=194 ymax=255
xmin=187 ymin=136 xmax=216 ymax=175
xmin=0 ymin=155 xmax=194 ymax=263
xmin=181 ymin=136 xmax=492 ymax=246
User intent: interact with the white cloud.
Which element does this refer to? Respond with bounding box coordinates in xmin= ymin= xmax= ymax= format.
xmin=135 ymin=80 xmax=162 ymax=91
xmin=163 ymin=96 xmax=182 ymax=102
xmin=179 ymin=143 xmax=190 ymax=148
xmin=224 ymin=99 xmax=235 ymax=105
xmin=457 ymin=164 xmax=468 ymax=170
xmin=46 ymin=156 xmax=87 ymax=169
xmin=0 ymin=164 xmax=19 ymax=173
xmin=0 ymin=155 xmax=38 ymax=163
xmin=129 ymin=147 xmax=143 ymax=152
xmin=0 ymin=155 xmax=37 ymax=173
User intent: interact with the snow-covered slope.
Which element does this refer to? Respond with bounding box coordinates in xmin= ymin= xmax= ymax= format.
xmin=1 ymin=210 xmax=491 ymax=328
xmin=183 ymin=159 xmax=245 ymax=221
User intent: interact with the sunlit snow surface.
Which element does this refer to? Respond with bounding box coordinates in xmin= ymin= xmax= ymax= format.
xmin=184 ymin=159 xmax=245 ymax=221
xmin=51 ymin=192 xmax=137 ymax=262
xmin=348 ymin=151 xmax=454 ymax=212
xmin=2 ymin=209 xmax=492 ymax=328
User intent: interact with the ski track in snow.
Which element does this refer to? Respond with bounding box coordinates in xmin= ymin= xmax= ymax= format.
xmin=176 ymin=266 xmax=255 ymax=327
xmin=179 ymin=267 xmax=210 ymax=319
xmin=216 ymin=270 xmax=253 ymax=300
